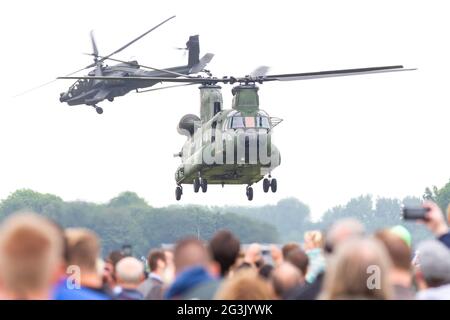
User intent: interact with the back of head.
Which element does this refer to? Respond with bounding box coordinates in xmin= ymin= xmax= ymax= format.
xmin=321 ymin=238 xmax=392 ymax=300
xmin=272 ymin=262 xmax=302 ymax=298
xmin=285 ymin=248 xmax=309 ymax=276
xmin=174 ymin=237 xmax=210 ymax=274
xmin=0 ymin=212 xmax=63 ymax=298
xmin=215 ymin=269 xmax=274 ymax=300
xmin=148 ymin=249 xmax=166 ymax=272
xmin=325 ymin=218 xmax=365 ymax=253
xmin=282 ymin=243 xmax=300 ymax=259
xmin=417 ymin=240 xmax=450 ymax=288
xmin=209 ymin=230 xmax=240 ymax=277
xmin=116 ymin=257 xmax=144 ymax=286
xmin=65 ymin=228 xmax=100 ymax=273
xmin=107 ymin=250 xmax=125 ymax=268
xmin=375 ymin=230 xmax=412 ymax=272
xmin=244 ymin=243 xmax=262 ymax=264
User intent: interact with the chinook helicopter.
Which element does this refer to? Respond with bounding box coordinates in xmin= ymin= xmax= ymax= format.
xmin=58 ymin=16 xmax=214 ymax=114
xmin=59 ymin=65 xmax=415 ymax=200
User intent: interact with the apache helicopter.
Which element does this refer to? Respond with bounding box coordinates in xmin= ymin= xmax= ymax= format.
xmin=59 ymin=65 xmax=415 ymax=200
xmin=58 ymin=15 xmax=214 ymax=114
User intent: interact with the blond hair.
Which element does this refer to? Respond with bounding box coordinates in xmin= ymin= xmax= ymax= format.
xmin=0 ymin=212 xmax=63 ymax=296
xmin=304 ymin=230 xmax=324 ymax=249
xmin=215 ymin=269 xmax=274 ymax=300
xmin=320 ymin=238 xmax=392 ymax=300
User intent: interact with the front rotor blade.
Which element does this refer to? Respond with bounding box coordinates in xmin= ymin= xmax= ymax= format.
xmin=57 ymin=75 xmax=210 ymax=83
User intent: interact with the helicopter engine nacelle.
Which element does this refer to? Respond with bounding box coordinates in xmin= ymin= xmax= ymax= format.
xmin=177 ymin=114 xmax=200 ymax=137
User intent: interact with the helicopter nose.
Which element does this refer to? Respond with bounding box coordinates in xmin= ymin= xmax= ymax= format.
xmin=59 ymin=92 xmax=67 ymax=102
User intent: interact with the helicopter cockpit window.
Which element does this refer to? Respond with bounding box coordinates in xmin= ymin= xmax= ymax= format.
xmin=70 ymin=79 xmax=91 ymax=95
xmin=256 ymin=116 xmax=270 ymax=129
xmin=229 ymin=116 xmax=270 ymax=129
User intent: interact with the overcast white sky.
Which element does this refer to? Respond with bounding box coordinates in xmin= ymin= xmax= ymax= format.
xmin=1 ymin=0 xmax=449 ymax=219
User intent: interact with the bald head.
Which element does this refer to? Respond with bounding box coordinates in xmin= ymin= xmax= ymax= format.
xmin=325 ymin=218 xmax=365 ymax=253
xmin=116 ymin=257 xmax=144 ymax=286
xmin=174 ymin=238 xmax=210 ymax=274
xmin=272 ymin=262 xmax=302 ymax=298
xmin=244 ymin=243 xmax=262 ymax=266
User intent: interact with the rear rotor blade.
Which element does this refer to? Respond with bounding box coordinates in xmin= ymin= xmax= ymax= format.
xmin=264 ymin=65 xmax=415 ymax=81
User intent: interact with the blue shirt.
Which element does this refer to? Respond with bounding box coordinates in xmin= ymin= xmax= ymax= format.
xmin=53 ymin=278 xmax=111 ymax=300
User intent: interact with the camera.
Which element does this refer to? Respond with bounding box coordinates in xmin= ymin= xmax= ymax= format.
xmin=402 ymin=207 xmax=430 ymax=221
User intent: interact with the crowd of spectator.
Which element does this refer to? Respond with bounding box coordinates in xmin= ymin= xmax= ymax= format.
xmin=0 ymin=201 xmax=449 ymax=300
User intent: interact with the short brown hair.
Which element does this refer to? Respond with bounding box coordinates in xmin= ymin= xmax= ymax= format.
xmin=374 ymin=230 xmax=411 ymax=271
xmin=148 ymin=249 xmax=166 ymax=271
xmin=174 ymin=237 xmax=210 ymax=273
xmin=215 ymin=269 xmax=274 ymax=300
xmin=282 ymin=243 xmax=300 ymax=259
xmin=285 ymin=248 xmax=309 ymax=276
xmin=209 ymin=230 xmax=240 ymax=277
xmin=65 ymin=228 xmax=100 ymax=272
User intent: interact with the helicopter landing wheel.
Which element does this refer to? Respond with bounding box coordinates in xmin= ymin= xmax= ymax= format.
xmin=95 ymin=106 xmax=103 ymax=115
xmin=201 ymin=179 xmax=208 ymax=193
xmin=175 ymin=186 xmax=183 ymax=201
xmin=263 ymin=178 xmax=270 ymax=193
xmin=246 ymin=186 xmax=254 ymax=201
xmin=271 ymin=178 xmax=278 ymax=193
xmin=193 ymin=177 xmax=201 ymax=193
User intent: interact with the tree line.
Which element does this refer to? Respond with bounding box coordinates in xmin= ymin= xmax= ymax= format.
xmin=0 ymin=179 xmax=448 ymax=257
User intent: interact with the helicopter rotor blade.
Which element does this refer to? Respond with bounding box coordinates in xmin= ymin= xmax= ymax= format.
xmin=264 ymin=65 xmax=416 ymax=81
xmin=250 ymin=66 xmax=271 ymax=77
xmin=58 ymin=65 xmax=415 ymax=84
xmin=90 ymin=30 xmax=99 ymax=60
xmin=89 ymin=15 xmax=176 ymax=68
xmin=137 ymin=83 xmax=197 ymax=93
xmin=82 ymin=53 xmax=192 ymax=78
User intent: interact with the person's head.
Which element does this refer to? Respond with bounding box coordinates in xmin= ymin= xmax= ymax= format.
xmin=65 ymin=228 xmax=100 ymax=274
xmin=285 ymin=248 xmax=309 ymax=276
xmin=173 ymin=238 xmax=210 ymax=275
xmin=115 ymin=257 xmax=144 ymax=289
xmin=103 ymin=250 xmax=125 ymax=287
xmin=304 ymin=231 xmax=324 ymax=251
xmin=375 ymin=230 xmax=412 ymax=273
xmin=162 ymin=249 xmax=175 ymax=283
xmin=147 ymin=250 xmax=167 ymax=275
xmin=244 ymin=243 xmax=262 ymax=267
xmin=271 ymin=262 xmax=303 ymax=299
xmin=209 ymin=230 xmax=240 ymax=277
xmin=325 ymin=218 xmax=365 ymax=254
xmin=415 ymin=240 xmax=450 ymax=289
xmin=258 ymin=264 xmax=274 ymax=280
xmin=447 ymin=204 xmax=450 ymax=224
xmin=321 ymin=238 xmax=392 ymax=300
xmin=0 ymin=212 xmax=64 ymax=299
xmin=281 ymin=243 xmax=300 ymax=259
xmin=215 ymin=269 xmax=274 ymax=300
